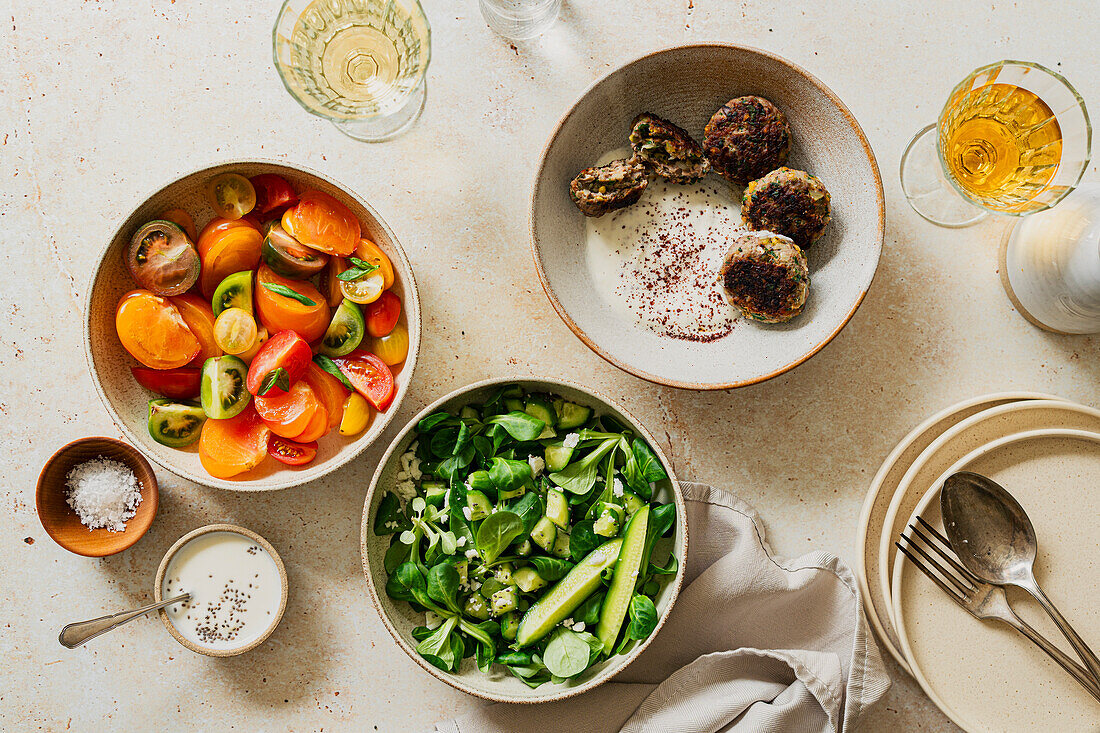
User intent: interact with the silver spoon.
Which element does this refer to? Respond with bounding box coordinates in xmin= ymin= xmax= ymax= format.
xmin=59 ymin=593 xmax=190 ymax=648
xmin=941 ymin=472 xmax=1100 ymax=687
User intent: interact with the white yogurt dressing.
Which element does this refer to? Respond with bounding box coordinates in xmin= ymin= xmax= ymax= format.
xmin=162 ymin=531 xmax=282 ymax=651
xmin=585 ymin=148 xmax=743 ymax=342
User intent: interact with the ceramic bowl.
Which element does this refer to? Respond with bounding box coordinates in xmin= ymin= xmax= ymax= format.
xmin=84 ymin=160 xmax=420 ymax=490
xmin=360 ymin=377 xmax=688 ymax=703
xmin=154 ymin=523 xmax=288 ymax=657
xmin=36 ymin=436 xmax=159 ymax=557
xmin=531 ymin=44 xmax=884 ymax=389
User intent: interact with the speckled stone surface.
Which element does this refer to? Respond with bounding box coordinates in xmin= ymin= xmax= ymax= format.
xmin=1 ymin=1 xmax=1097 ymax=731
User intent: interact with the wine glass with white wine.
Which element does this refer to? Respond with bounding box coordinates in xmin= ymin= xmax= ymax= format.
xmin=273 ymin=0 xmax=431 ymax=142
xmin=900 ymin=60 xmax=1090 ymax=227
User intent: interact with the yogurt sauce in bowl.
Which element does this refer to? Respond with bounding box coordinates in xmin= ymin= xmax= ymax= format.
xmin=585 ymin=149 xmax=744 ymax=343
xmin=156 ymin=525 xmax=286 ymax=656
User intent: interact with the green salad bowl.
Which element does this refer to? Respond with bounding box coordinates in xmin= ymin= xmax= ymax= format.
xmin=360 ymin=376 xmax=687 ymax=703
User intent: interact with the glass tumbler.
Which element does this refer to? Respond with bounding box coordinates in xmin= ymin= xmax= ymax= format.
xmin=479 ymin=0 xmax=561 ymax=41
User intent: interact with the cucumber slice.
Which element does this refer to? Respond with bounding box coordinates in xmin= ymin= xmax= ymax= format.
xmin=199 ymin=355 xmax=250 ymax=419
xmin=544 ymin=444 xmax=573 ymax=473
xmin=596 ymin=505 xmax=650 ymax=653
xmin=551 ymin=529 xmax=571 ymax=558
xmin=504 ymin=397 xmax=525 ymax=412
xmin=498 ymin=484 xmax=526 ymax=501
xmin=460 ymin=405 xmax=479 ymax=420
xmin=423 ymin=482 xmax=448 ymax=507
xmin=513 ymin=566 xmax=548 ymax=593
xmin=554 ymin=399 xmax=592 ymax=430
xmin=464 ymin=594 xmax=491 ymax=621
xmin=514 ymin=539 xmax=534 ymax=556
xmin=147 ymin=399 xmax=205 ymax=447
xmin=524 ymin=397 xmax=556 ymax=427
xmin=501 ymin=386 xmax=524 ymax=399
xmin=480 ymin=577 xmax=506 ymax=599
xmin=466 ymin=490 xmax=491 ymax=521
xmin=515 ymin=538 xmax=623 ymax=648
xmin=211 ymin=270 xmax=253 ymax=316
xmin=319 ymin=299 xmax=365 ymax=357
xmin=594 ymin=502 xmax=625 ymax=537
xmin=621 ymin=491 xmax=646 ymax=515
xmin=546 ymin=488 xmax=570 ymax=529
xmin=530 ymin=515 xmax=557 ymax=552
xmin=500 ymin=611 xmax=520 ymax=641
xmin=491 ymin=586 xmax=519 ymax=616
xmin=493 ymin=562 xmax=514 ymax=585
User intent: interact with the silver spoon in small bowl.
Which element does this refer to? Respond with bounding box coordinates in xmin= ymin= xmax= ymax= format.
xmin=59 ymin=594 xmax=190 ymax=648
xmin=941 ymin=472 xmax=1100 ymax=687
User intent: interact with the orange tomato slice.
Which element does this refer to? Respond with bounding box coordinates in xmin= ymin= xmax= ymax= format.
xmin=199 ymin=226 xmax=263 ymax=298
xmin=254 ymin=264 xmax=330 ymax=342
xmin=170 ymin=294 xmax=221 ymax=365
xmin=160 ymin=208 xmax=198 ymax=241
xmin=318 ymin=256 xmax=348 ymax=308
xmin=303 ymin=362 xmax=348 ymax=431
xmin=282 ymin=190 xmax=360 ymax=256
xmin=254 ymin=380 xmax=321 ymax=438
xmin=354 ymin=238 xmax=395 ymax=290
xmin=197 ymin=216 xmax=260 ymax=258
xmin=199 ymin=407 xmax=271 ymax=479
xmin=116 ymin=290 xmax=201 ymax=369
xmin=291 ymin=404 xmax=329 ymax=443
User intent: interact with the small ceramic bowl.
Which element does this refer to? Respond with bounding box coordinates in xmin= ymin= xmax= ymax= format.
xmin=36 ymin=437 xmax=159 ymax=557
xmin=361 ymin=376 xmax=688 ymax=703
xmin=84 ymin=160 xmax=421 ymax=490
xmin=154 ymin=524 xmax=288 ymax=657
xmin=531 ymin=43 xmax=885 ymax=389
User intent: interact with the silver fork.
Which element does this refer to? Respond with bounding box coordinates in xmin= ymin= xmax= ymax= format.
xmin=897 ymin=516 xmax=1100 ymax=702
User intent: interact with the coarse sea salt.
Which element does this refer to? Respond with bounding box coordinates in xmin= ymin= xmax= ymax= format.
xmin=64 ymin=456 xmax=142 ymax=532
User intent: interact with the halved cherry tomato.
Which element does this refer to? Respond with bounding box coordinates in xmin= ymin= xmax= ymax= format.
xmin=370 ymin=322 xmax=409 ymax=366
xmin=291 ymin=404 xmax=329 ymax=443
xmin=354 ymin=238 xmax=395 ymax=290
xmin=282 ymin=190 xmax=360 ymax=256
xmin=339 ymin=392 xmax=372 ymax=436
xmin=127 ymin=221 xmax=200 ymax=296
xmin=365 ymin=291 xmax=401 ymax=337
xmin=339 ymin=269 xmax=385 ymax=305
xmin=199 ymin=225 xmax=263 ymax=298
xmin=160 ymin=208 xmax=198 ymax=241
xmin=318 ymin=256 xmax=347 ymax=307
xmin=170 ymin=294 xmax=221 ymax=365
xmin=131 ymin=367 xmax=201 ymax=399
xmin=214 ymin=307 xmax=258 ymax=355
xmin=238 ymin=325 xmax=269 ymax=363
xmin=251 ymin=174 xmax=298 ymax=218
xmin=199 ymin=406 xmax=271 ymax=479
xmin=303 ymin=362 xmax=348 ymax=431
xmin=116 ymin=290 xmax=201 ymax=369
xmin=246 ymin=329 xmax=313 ymax=395
xmin=197 ymin=217 xmax=260 ymax=259
xmin=268 ymin=436 xmax=317 ymax=466
xmin=206 ymin=173 xmax=256 ymax=220
xmin=254 ymin=265 xmax=330 ymax=342
xmin=254 ymin=380 xmax=320 ymax=438
xmin=331 ymin=349 xmax=395 ymax=411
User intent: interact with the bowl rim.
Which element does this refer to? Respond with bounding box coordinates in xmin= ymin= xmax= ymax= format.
xmin=83 ymin=158 xmax=421 ymax=491
xmin=529 ymin=42 xmax=886 ymax=390
xmin=35 ymin=436 xmax=160 ymax=557
xmin=154 ymin=522 xmax=289 ymax=657
xmin=359 ymin=375 xmax=688 ymax=704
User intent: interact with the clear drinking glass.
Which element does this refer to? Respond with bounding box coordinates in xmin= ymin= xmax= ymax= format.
xmin=273 ymin=0 xmax=431 ymax=142
xmin=479 ymin=0 xmax=562 ymax=41
xmin=900 ymin=60 xmax=1091 ymax=227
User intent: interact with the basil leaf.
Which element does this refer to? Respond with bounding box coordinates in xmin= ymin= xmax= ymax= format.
xmin=257 ymin=367 xmax=289 ymax=396
xmin=337 ymin=266 xmax=373 ymax=282
xmin=475 ymin=511 xmax=524 ymax=565
xmin=626 ymin=594 xmax=659 ymax=641
xmin=261 ymin=281 xmax=317 ymax=306
xmin=489 ymin=457 xmax=532 ymax=493
xmin=349 ymin=256 xmax=381 ymax=273
xmin=486 ymin=411 xmax=545 ymax=442
xmin=528 ymin=556 xmax=573 ymax=582
xmin=543 ymin=628 xmax=590 ymax=678
xmin=312 ymin=354 xmax=354 ymax=390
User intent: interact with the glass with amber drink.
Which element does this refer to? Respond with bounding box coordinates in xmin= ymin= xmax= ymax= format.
xmin=900 ymin=60 xmax=1091 ymax=227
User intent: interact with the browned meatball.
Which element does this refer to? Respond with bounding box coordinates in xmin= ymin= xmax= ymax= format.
xmin=703 ymin=96 xmax=791 ymax=184
xmin=569 ymin=158 xmax=649 ymax=217
xmin=741 ymin=167 xmax=831 ymax=249
xmin=720 ymin=231 xmax=809 ymax=323
xmin=629 ymin=112 xmax=711 ymax=184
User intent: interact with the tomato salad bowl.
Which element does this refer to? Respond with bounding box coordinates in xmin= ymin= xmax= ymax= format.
xmin=85 ymin=161 xmax=420 ymax=491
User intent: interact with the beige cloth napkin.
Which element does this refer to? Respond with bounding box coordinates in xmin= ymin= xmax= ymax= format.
xmin=435 ymin=481 xmax=890 ymax=733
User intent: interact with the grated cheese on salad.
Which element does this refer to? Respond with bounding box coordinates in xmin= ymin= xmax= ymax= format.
xmin=563 ymin=433 xmax=581 ymax=449
xmin=64 ymin=457 xmax=142 ymax=532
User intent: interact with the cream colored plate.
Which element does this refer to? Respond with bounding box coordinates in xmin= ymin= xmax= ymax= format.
xmin=855 ymin=392 xmax=1057 ymax=672
xmin=892 ymin=429 xmax=1100 ymax=732
xmin=877 ymin=399 xmax=1100 ymax=635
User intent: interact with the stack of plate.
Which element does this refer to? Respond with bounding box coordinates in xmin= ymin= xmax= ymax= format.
xmin=856 ymin=393 xmax=1100 ymax=730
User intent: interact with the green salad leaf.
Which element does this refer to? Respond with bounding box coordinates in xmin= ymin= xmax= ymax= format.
xmin=475 ymin=511 xmax=524 ymax=565
xmin=486 ymin=411 xmax=545 ymax=442
xmin=626 ymin=594 xmax=659 ymax=641
xmin=543 ymin=628 xmax=591 ymax=678
xmin=489 ymin=457 xmax=532 ymax=493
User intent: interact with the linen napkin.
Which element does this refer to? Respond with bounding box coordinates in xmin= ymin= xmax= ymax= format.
xmin=434 ymin=481 xmax=890 ymax=733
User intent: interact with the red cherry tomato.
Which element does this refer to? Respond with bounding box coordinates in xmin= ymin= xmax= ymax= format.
xmin=332 ymin=349 xmax=395 ymax=411
xmin=246 ymin=330 xmax=313 ymax=395
xmin=267 ymin=436 xmax=318 ymax=466
xmin=364 ymin=291 xmax=401 ymax=338
xmin=131 ymin=367 xmax=202 ymax=399
xmin=250 ymin=174 xmax=298 ymax=218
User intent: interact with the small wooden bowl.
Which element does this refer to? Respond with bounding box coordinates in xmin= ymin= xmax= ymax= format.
xmin=154 ymin=524 xmax=288 ymax=657
xmin=36 ymin=437 xmax=159 ymax=557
